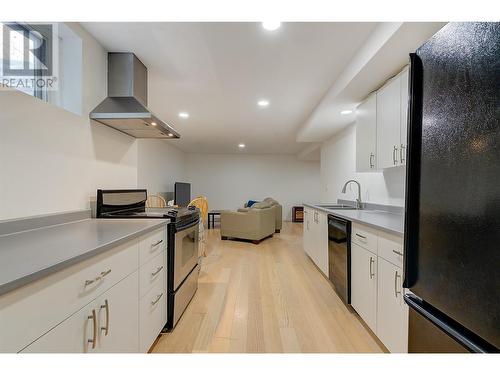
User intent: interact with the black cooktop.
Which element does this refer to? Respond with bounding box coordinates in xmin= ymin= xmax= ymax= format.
xmin=96 ymin=189 xmax=199 ymax=226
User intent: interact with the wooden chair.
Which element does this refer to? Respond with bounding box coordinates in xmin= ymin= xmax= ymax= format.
xmin=189 ymin=196 xmax=209 ymax=226
xmin=146 ymin=194 xmax=167 ymax=208
xmin=189 ymin=196 xmax=209 ymax=257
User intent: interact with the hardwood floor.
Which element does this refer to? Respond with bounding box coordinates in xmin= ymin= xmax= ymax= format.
xmin=151 ymin=222 xmax=384 ymax=353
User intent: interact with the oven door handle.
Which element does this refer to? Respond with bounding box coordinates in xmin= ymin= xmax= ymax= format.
xmin=175 ymin=218 xmax=200 ymax=232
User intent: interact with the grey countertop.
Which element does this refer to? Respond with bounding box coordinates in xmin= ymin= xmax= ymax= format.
xmin=0 ymin=217 xmax=169 ymax=296
xmin=303 ymin=203 xmax=404 ymax=235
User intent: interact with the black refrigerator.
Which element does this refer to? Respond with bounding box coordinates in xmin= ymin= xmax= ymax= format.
xmin=403 ymin=22 xmax=500 ymax=353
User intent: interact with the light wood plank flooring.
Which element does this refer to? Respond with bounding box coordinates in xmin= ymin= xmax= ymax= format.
xmin=151 ymin=222 xmax=384 ymax=353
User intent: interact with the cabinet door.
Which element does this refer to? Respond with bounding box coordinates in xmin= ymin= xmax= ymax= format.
xmin=376 ymin=76 xmax=401 ymax=169
xmin=350 ymin=243 xmax=377 ymax=332
xmin=21 ymin=302 xmax=98 ymax=353
xmin=309 ymin=209 xmax=319 ymax=266
xmin=356 ymin=93 xmax=377 ymax=172
xmin=316 ymin=211 xmax=329 ymax=276
xmin=97 ymin=271 xmax=139 ymax=353
xmin=377 ymin=257 xmax=408 ymax=353
xmin=399 ymin=67 xmax=409 ymax=166
xmin=303 ymin=208 xmax=311 ymax=257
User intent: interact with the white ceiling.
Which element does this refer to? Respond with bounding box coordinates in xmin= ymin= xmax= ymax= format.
xmin=81 ymin=22 xmax=378 ymax=154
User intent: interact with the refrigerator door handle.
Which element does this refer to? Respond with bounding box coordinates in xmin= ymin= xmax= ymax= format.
xmin=403 ymin=53 xmax=424 ymax=289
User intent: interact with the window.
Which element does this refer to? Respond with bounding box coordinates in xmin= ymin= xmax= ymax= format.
xmin=0 ymin=22 xmax=82 ymax=115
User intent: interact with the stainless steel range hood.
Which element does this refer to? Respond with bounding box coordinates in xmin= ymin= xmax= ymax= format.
xmin=90 ymin=53 xmax=179 ymax=139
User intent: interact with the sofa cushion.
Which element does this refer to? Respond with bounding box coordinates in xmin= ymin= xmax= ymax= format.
xmin=252 ymin=202 xmax=272 ymax=209
xmin=246 ymin=200 xmax=259 ymax=207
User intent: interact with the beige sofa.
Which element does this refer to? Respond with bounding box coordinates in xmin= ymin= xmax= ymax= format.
xmin=262 ymin=197 xmax=282 ymax=233
xmin=220 ymin=202 xmax=275 ymax=244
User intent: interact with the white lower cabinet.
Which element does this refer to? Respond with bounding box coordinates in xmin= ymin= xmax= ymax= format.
xmin=21 ymin=298 xmax=97 ymax=353
xmin=139 ymin=270 xmax=167 ymax=352
xmin=377 ymin=257 xmax=408 ymax=353
xmin=22 ymin=271 xmax=140 ymax=353
xmin=350 ymin=222 xmax=409 ymax=352
xmin=350 ymin=242 xmax=377 ymax=332
xmin=96 ymin=271 xmax=139 ymax=353
xmin=6 ymin=226 xmax=169 ymax=353
xmin=303 ymin=207 xmax=328 ymax=276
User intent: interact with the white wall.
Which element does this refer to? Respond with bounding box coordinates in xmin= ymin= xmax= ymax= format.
xmin=185 ymin=153 xmax=320 ymax=221
xmin=137 ymin=140 xmax=186 ymax=195
xmin=321 ymin=123 xmax=405 ymax=207
xmin=0 ymin=23 xmax=138 ymax=220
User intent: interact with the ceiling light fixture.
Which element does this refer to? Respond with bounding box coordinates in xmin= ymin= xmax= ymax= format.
xmin=167 ymin=133 xmax=174 ymax=137
xmin=151 ymin=122 xmax=157 ymax=126
xmin=178 ymin=112 xmax=189 ymax=119
xmin=340 ymin=110 xmax=353 ymax=115
xmin=238 ymin=143 xmax=246 ymax=149
xmin=257 ymin=99 xmax=270 ymax=107
xmin=262 ymin=21 xmax=281 ymax=31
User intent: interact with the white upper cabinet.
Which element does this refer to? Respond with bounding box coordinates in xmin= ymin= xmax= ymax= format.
xmin=356 ymin=93 xmax=377 ymax=172
xmin=399 ymin=67 xmax=409 ymax=166
xmin=376 ymin=75 xmax=402 ymax=169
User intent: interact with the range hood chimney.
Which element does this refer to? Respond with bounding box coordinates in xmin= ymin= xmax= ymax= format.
xmin=90 ymin=53 xmax=179 ymax=139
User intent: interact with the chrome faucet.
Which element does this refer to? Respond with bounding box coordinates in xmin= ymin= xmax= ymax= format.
xmin=341 ymin=180 xmax=363 ymax=209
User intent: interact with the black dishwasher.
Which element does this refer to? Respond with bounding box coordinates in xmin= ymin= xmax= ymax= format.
xmin=328 ymin=215 xmax=351 ymax=305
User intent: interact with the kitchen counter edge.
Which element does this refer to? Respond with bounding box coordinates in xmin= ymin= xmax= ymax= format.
xmin=0 ymin=215 xmax=170 ymax=296
xmin=303 ymin=203 xmax=404 ymax=236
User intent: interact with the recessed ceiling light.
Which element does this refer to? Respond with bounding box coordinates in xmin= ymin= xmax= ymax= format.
xmin=340 ymin=110 xmax=353 ymax=115
xmin=238 ymin=143 xmax=246 ymax=148
xmin=257 ymin=99 xmax=270 ymax=107
xmin=178 ymin=112 xmax=189 ymax=119
xmin=262 ymin=21 xmax=281 ymax=31
xmin=167 ymin=133 xmax=174 ymax=137
xmin=151 ymin=122 xmax=157 ymax=126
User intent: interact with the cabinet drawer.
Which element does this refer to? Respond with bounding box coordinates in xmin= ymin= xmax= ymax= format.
xmin=378 ymin=231 xmax=404 ymax=268
xmin=139 ymin=250 xmax=166 ymax=298
xmin=351 ymin=222 xmax=378 ymax=254
xmin=139 ymin=226 xmax=167 ymax=265
xmin=0 ymin=239 xmax=138 ymax=353
xmin=139 ymin=271 xmax=167 ymax=353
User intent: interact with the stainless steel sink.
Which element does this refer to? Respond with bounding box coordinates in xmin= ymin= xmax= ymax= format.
xmin=315 ymin=204 xmax=358 ymax=210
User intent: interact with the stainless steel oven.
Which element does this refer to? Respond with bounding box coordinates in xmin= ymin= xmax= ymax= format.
xmin=173 ymin=221 xmax=199 ymax=290
xmin=166 ymin=214 xmax=200 ymax=329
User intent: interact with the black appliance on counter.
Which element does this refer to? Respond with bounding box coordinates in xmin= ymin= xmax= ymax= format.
xmin=96 ymin=189 xmax=200 ymax=330
xmin=404 ymin=22 xmax=499 ymax=352
xmin=174 ymin=182 xmax=191 ymax=207
xmin=327 ymin=215 xmax=351 ymax=305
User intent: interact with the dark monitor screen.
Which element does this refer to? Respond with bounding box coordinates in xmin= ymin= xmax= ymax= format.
xmin=174 ymin=182 xmax=191 ymax=207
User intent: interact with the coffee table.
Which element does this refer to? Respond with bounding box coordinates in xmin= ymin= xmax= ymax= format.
xmin=207 ymin=210 xmax=222 ymax=229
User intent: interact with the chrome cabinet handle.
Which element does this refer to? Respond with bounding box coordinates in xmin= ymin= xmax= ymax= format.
xmin=394 ymin=271 xmax=401 ymax=298
xmin=400 ymin=144 xmax=406 ymax=164
xmin=85 ymin=269 xmax=112 ymax=287
xmin=88 ymin=309 xmax=97 ymax=349
xmin=151 ymin=293 xmax=164 ymax=306
xmin=100 ymin=299 xmax=109 ymax=336
xmin=392 ymin=249 xmax=404 ymax=256
xmin=151 ymin=239 xmax=163 ymax=247
xmin=355 ymin=233 xmax=367 ymax=240
xmin=151 ymin=265 xmax=164 ymax=277
xmin=369 ymin=257 xmax=375 ymax=279
xmin=100 ymin=269 xmax=111 ymax=277
xmin=393 ymin=145 xmax=398 ymax=165
xmin=369 ymin=153 xmax=375 ymax=168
